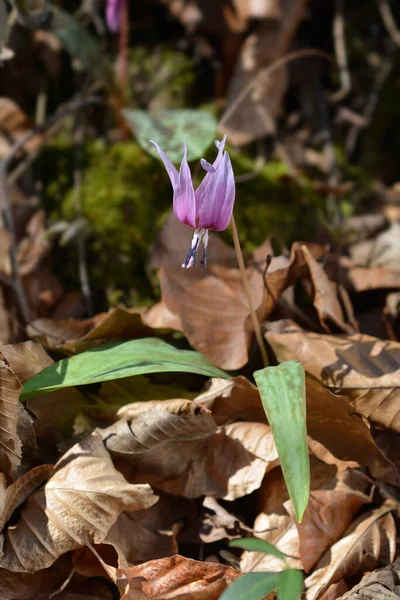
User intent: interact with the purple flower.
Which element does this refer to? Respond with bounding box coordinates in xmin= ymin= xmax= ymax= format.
xmin=150 ymin=136 xmax=235 ymax=268
xmin=106 ymin=0 xmax=125 ymax=32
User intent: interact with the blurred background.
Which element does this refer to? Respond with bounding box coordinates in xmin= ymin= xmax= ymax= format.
xmin=1 ymin=0 xmax=400 ymax=340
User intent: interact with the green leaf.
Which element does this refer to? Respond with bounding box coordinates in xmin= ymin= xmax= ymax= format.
xmin=51 ymin=8 xmax=103 ymax=71
xmin=230 ymin=538 xmax=287 ymax=561
xmin=220 ymin=572 xmax=280 ymax=600
xmin=278 ymin=570 xmax=303 ymax=600
xmin=123 ymin=108 xmax=218 ymax=163
xmin=254 ymin=361 xmax=310 ymax=522
xmin=21 ymin=338 xmax=229 ymax=400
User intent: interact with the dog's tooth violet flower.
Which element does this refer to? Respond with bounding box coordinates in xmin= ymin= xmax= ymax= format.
xmin=106 ymin=0 xmax=125 ymax=32
xmin=150 ymin=136 xmax=235 ymax=268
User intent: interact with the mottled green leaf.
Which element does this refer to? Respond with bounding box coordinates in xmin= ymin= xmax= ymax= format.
xmin=220 ymin=572 xmax=280 ymax=600
xmin=21 ymin=338 xmax=228 ymax=400
xmin=123 ymin=108 xmax=218 ymax=163
xmin=278 ymin=569 xmax=303 ymax=600
xmin=230 ymin=538 xmax=287 ymax=562
xmin=254 ymin=361 xmax=310 ymax=522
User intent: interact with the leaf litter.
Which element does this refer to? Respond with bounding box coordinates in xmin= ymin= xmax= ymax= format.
xmin=3 ymin=3 xmax=400 ymax=598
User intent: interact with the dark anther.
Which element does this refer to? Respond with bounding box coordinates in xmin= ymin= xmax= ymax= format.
xmin=184 ymin=237 xmax=200 ymax=268
xmin=200 ymin=247 xmax=208 ymax=269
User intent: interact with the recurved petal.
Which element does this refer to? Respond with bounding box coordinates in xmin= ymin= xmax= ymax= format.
xmin=174 ymin=144 xmax=196 ymax=227
xmin=150 ymin=140 xmax=179 ymax=188
xmin=195 ymin=151 xmax=235 ymax=231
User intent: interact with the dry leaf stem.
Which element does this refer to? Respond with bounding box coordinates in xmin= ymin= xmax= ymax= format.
xmin=231 ymin=214 xmax=269 ymax=367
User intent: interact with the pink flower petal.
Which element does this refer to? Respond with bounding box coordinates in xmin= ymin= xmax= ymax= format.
xmin=106 ymin=0 xmax=124 ymax=32
xmin=174 ymin=144 xmax=196 ymax=227
xmin=195 ymin=151 xmax=235 ymax=231
xmin=149 ymin=140 xmax=179 ymax=188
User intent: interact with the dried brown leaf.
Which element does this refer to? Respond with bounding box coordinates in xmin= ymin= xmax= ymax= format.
xmin=195 ymin=374 xmax=395 ymax=480
xmin=266 ymin=320 xmax=400 ymax=433
xmin=1 ymin=340 xmax=85 ymax=435
xmin=219 ymin=0 xmax=307 ymax=145
xmin=0 ymin=354 xmax=23 ymax=480
xmin=0 ymin=559 xmax=115 ymax=600
xmin=157 ymin=264 xmax=264 ymax=370
xmin=101 ymin=400 xmax=278 ymax=499
xmin=339 ymin=558 xmax=400 ymax=600
xmin=118 ymin=555 xmax=239 ymax=600
xmin=0 ymin=433 xmax=158 ymax=572
xmin=27 ymin=307 xmax=149 ymax=353
xmin=301 ymin=245 xmax=357 ymax=334
xmin=305 ymin=503 xmax=396 ymax=600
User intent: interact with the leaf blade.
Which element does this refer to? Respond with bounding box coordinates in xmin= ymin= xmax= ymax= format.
xmin=21 ymin=338 xmax=229 ymax=400
xmin=220 ymin=572 xmax=280 ymax=600
xmin=254 ymin=361 xmax=310 ymax=522
xmin=230 ymin=537 xmax=287 ymax=561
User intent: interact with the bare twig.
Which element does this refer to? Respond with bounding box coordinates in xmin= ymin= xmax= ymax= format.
xmin=230 ymin=214 xmax=269 ymax=368
xmin=0 ymin=96 xmax=100 ymax=326
xmin=331 ymin=0 xmax=351 ymax=102
xmin=378 ymin=0 xmax=400 ymax=46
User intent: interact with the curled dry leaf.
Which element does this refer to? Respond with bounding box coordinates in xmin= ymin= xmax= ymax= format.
xmin=300 ymin=245 xmax=357 ymax=334
xmin=101 ymin=399 xmax=279 ymax=500
xmin=305 ymin=502 xmax=397 ymax=600
xmin=0 ymin=464 xmax=53 ymax=531
xmin=339 ymin=558 xmax=400 ymax=600
xmin=118 ymin=555 xmax=239 ymax=600
xmin=0 ymin=433 xmax=158 ymax=572
xmin=266 ymin=320 xmax=400 ymax=433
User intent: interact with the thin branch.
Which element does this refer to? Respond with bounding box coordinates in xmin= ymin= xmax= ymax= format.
xmin=231 ymin=214 xmax=269 ymax=368
xmin=378 ymin=0 xmax=400 ymax=46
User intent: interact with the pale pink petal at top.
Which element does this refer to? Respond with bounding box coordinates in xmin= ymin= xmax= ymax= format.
xmin=106 ymin=0 xmax=125 ymax=32
xmin=196 ymin=136 xmax=227 ymax=210
xmin=195 ymin=151 xmax=235 ymax=231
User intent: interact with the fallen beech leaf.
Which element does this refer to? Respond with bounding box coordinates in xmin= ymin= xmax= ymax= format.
xmin=240 ymin=512 xmax=301 ymax=573
xmin=158 ymin=264 xmax=264 ymax=370
xmin=200 ymin=497 xmax=251 ymax=543
xmin=0 ymin=354 xmax=23 ymax=480
xmin=195 ymin=375 xmax=395 ymax=481
xmin=104 ymin=493 xmax=191 ymax=566
xmin=118 ymin=555 xmax=239 ymax=599
xmin=339 ymin=558 xmax=400 ymax=600
xmin=0 ymin=433 xmax=158 ymax=572
xmin=27 ymin=307 xmax=150 ymax=353
xmin=2 ymin=340 xmax=86 ymax=434
xmin=266 ymin=320 xmax=400 ymax=433
xmin=0 ymin=464 xmax=53 ymax=531
xmin=0 ymin=558 xmax=115 ymax=599
xmin=17 ymin=210 xmax=49 ymax=276
xmin=101 ymin=400 xmax=279 ymax=499
xmin=305 ymin=502 xmax=396 ymax=600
